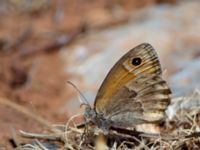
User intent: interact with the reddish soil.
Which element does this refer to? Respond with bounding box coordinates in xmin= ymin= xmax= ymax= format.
xmin=0 ymin=0 xmax=175 ymax=148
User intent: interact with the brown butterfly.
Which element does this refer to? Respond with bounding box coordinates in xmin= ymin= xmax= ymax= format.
xmin=84 ymin=43 xmax=171 ymax=133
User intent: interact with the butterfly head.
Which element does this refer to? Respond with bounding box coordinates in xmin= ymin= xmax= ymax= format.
xmin=84 ymin=106 xmax=96 ymax=122
xmin=84 ymin=106 xmax=111 ymax=134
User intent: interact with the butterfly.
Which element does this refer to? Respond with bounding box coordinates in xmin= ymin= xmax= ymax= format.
xmin=84 ymin=43 xmax=171 ymax=133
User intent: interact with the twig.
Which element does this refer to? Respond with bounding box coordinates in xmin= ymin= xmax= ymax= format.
xmin=11 ymin=127 xmax=21 ymax=147
xmin=20 ymin=130 xmax=62 ymax=141
xmin=34 ymin=139 xmax=48 ymax=150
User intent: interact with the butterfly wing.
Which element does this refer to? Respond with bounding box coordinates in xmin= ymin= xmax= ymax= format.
xmin=94 ymin=43 xmax=171 ymax=127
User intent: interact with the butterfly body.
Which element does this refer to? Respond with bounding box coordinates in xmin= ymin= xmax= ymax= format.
xmin=84 ymin=43 xmax=171 ymax=133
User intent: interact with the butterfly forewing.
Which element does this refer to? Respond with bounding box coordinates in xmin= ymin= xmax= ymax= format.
xmin=94 ymin=43 xmax=171 ymax=128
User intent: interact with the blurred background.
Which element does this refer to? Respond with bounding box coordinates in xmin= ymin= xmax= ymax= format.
xmin=0 ymin=0 xmax=200 ymax=148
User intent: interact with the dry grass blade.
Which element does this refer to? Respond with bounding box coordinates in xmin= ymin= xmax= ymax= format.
xmin=19 ymin=130 xmax=63 ymax=141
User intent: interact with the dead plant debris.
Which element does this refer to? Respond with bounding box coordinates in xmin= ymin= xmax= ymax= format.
xmin=4 ymin=90 xmax=200 ymax=150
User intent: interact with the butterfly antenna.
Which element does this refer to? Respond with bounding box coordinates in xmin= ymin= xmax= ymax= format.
xmin=67 ymin=81 xmax=91 ymax=108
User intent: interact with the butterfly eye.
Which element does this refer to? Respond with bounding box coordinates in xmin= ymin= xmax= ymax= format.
xmin=131 ymin=57 xmax=142 ymax=66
